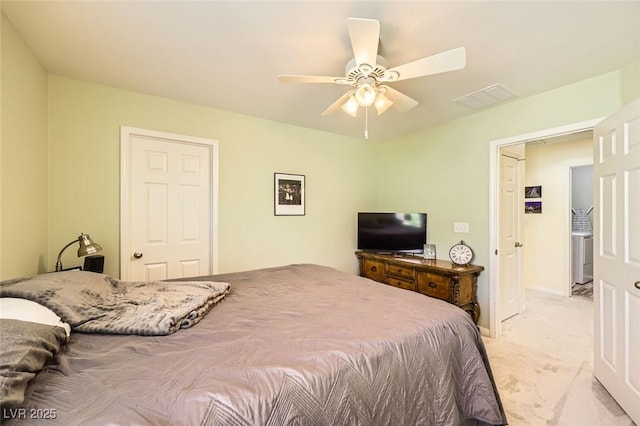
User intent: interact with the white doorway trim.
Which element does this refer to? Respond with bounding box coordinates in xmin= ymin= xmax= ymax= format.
xmin=120 ymin=126 xmax=219 ymax=280
xmin=488 ymin=117 xmax=603 ymax=338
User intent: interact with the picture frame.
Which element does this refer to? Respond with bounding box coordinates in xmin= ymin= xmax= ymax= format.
xmin=423 ymin=243 xmax=437 ymax=260
xmin=274 ymin=173 xmax=305 ymax=216
xmin=525 ymin=201 xmax=542 ymax=214
xmin=525 ymin=185 xmax=542 ymax=199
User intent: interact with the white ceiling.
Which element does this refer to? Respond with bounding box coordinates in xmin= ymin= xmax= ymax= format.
xmin=3 ymin=1 xmax=639 ymax=140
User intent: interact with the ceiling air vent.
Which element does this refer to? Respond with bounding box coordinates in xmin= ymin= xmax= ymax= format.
xmin=455 ymin=83 xmax=516 ymax=109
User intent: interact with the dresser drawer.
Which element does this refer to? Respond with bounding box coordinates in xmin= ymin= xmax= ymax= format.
xmin=385 ymin=263 xmax=415 ymax=279
xmin=362 ymin=259 xmax=385 ymax=282
xmin=417 ymin=272 xmax=450 ymax=301
xmin=387 ymin=276 xmax=416 ymax=291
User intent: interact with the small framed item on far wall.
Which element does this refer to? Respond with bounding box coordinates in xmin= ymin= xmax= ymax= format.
xmin=525 ymin=185 xmax=542 ymax=198
xmin=525 ymin=201 xmax=542 ymax=214
xmin=274 ymin=173 xmax=305 ymax=216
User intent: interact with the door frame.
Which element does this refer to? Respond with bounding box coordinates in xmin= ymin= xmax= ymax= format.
xmin=488 ymin=117 xmax=603 ymax=338
xmin=120 ymin=126 xmax=219 ymax=280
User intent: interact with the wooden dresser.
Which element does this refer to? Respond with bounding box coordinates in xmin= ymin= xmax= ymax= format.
xmin=355 ymin=251 xmax=484 ymax=324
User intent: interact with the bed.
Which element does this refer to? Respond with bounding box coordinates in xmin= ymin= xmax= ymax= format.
xmin=0 ymin=263 xmax=507 ymax=425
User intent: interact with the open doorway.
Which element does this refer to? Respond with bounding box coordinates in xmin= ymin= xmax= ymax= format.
xmin=521 ymin=132 xmax=593 ymax=298
xmin=570 ymin=164 xmax=594 ymax=298
xmin=488 ymin=118 xmax=602 ymax=338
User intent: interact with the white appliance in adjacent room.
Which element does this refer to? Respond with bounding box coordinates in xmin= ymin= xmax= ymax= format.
xmin=572 ymin=231 xmax=593 ymax=284
xmin=571 ymin=206 xmax=593 ymax=284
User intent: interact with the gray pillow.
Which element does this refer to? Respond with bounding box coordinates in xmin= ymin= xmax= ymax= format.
xmin=0 ymin=318 xmax=68 ymax=409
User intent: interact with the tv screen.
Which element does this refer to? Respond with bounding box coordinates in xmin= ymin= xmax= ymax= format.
xmin=357 ymin=212 xmax=427 ymax=253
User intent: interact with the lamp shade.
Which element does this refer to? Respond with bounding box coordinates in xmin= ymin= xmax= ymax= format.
xmin=77 ymin=233 xmax=102 ymax=256
xmin=374 ymin=93 xmax=394 ymax=115
xmin=354 ymin=83 xmax=377 ymax=107
xmin=341 ymin=95 xmax=359 ymax=117
xmin=55 ymin=233 xmax=103 ymax=271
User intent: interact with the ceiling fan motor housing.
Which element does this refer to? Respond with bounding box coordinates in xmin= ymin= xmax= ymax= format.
xmin=344 ymin=55 xmax=389 ymax=85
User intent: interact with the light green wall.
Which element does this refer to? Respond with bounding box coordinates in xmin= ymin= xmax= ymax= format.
xmin=620 ymin=57 xmax=640 ymax=106
xmin=47 ymin=76 xmax=376 ymax=278
xmin=0 ymin=14 xmax=48 ymax=279
xmin=374 ymin=71 xmax=622 ymax=327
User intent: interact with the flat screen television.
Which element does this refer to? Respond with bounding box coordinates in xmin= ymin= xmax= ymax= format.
xmin=357 ymin=212 xmax=427 ymax=254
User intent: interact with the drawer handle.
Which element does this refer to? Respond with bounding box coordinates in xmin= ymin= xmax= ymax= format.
xmin=370 ymin=266 xmax=377 ymax=272
xmin=635 ymin=281 xmax=640 ymax=290
xmin=428 ymin=281 xmax=437 ymax=289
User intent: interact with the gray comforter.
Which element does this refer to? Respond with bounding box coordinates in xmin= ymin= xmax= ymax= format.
xmin=5 ymin=264 xmax=506 ymax=425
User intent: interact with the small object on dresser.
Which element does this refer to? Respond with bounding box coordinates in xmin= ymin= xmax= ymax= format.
xmin=423 ymin=244 xmax=436 ymax=260
xmin=449 ymin=240 xmax=473 ymax=266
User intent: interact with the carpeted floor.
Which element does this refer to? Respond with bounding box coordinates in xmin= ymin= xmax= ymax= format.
xmin=483 ymin=290 xmax=634 ymax=426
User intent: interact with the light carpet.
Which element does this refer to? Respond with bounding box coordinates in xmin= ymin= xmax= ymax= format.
xmin=483 ymin=290 xmax=635 ymax=426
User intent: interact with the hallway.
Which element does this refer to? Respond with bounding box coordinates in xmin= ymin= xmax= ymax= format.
xmin=483 ymin=290 xmax=633 ymax=425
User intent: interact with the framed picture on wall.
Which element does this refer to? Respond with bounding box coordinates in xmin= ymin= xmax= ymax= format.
xmin=525 ymin=201 xmax=542 ymax=214
xmin=274 ymin=173 xmax=305 ymax=216
xmin=525 ymin=185 xmax=542 ymax=198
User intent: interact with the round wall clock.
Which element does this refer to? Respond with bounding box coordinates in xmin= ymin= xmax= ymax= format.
xmin=449 ymin=240 xmax=473 ymax=265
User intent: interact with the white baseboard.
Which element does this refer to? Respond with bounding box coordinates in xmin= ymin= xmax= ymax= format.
xmin=478 ymin=325 xmax=491 ymax=337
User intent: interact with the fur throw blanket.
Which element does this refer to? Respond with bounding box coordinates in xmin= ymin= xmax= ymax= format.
xmin=0 ymin=271 xmax=230 ymax=335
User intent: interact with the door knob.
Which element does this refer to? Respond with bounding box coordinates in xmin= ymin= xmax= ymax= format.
xmin=515 ymin=242 xmax=523 ymax=248
xmin=133 ymin=252 xmax=143 ymax=259
xmin=635 ymin=281 xmax=640 ymax=290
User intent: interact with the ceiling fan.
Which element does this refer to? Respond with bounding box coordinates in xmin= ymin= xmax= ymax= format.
xmin=278 ymin=18 xmax=466 ymax=121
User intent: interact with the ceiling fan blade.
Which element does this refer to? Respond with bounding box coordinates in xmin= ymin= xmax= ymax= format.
xmin=278 ymin=75 xmax=344 ymax=84
xmin=347 ymin=18 xmax=380 ymax=68
xmin=321 ymin=90 xmax=356 ymax=116
xmin=380 ymin=85 xmax=419 ymax=112
xmin=385 ymin=47 xmax=466 ymax=82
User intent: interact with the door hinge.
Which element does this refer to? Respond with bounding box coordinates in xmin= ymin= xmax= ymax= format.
xmin=495 ymin=249 xmax=498 ymax=255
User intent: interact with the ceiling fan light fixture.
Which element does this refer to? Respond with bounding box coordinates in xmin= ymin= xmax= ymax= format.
xmin=341 ymin=95 xmax=359 ymax=117
xmin=384 ymin=70 xmax=400 ymax=81
xmin=355 ymin=83 xmax=377 ymax=107
xmin=374 ymin=93 xmax=393 ymax=115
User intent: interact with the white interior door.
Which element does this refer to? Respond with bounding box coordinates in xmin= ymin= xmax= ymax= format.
xmin=499 ymin=153 xmax=523 ymax=321
xmin=121 ymin=127 xmax=219 ymax=281
xmin=593 ymin=98 xmax=640 ymax=424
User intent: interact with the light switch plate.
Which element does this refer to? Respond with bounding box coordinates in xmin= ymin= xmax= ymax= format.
xmin=454 ymin=222 xmax=469 ymax=233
